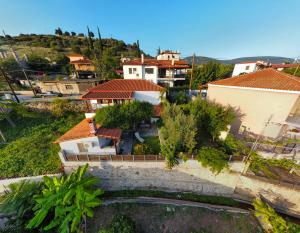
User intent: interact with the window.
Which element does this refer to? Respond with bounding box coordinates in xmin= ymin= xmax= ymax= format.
xmin=245 ymin=65 xmax=250 ymax=70
xmin=133 ymin=68 xmax=137 ymax=73
xmin=77 ymin=143 xmax=89 ymax=153
xmin=65 ymin=85 xmax=74 ymax=90
xmin=145 ymin=68 xmax=154 ymax=74
xmin=129 ymin=68 xmax=132 ymax=74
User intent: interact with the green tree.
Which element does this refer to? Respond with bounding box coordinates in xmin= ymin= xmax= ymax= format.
xmin=27 ymin=164 xmax=103 ymax=233
xmin=71 ymin=31 xmax=76 ymax=37
xmin=186 ymin=97 xmax=235 ymax=141
xmin=196 ymin=147 xmax=229 ymax=174
xmin=55 ymin=27 xmax=63 ymax=36
xmin=95 ymin=101 xmax=154 ymax=130
xmin=63 ymin=31 xmax=70 ymax=37
xmin=0 ymin=58 xmax=24 ymax=82
xmin=160 ymin=102 xmax=196 ymax=168
xmin=191 ymin=62 xmax=233 ymax=89
xmin=94 ymin=49 xmax=119 ymax=80
xmin=253 ymin=198 xmax=300 ymax=233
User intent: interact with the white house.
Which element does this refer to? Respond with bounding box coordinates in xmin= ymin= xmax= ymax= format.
xmin=55 ymin=118 xmax=122 ymax=160
xmin=232 ymin=61 xmax=300 ymax=77
xmin=122 ymin=51 xmax=189 ymax=87
xmin=81 ymin=79 xmax=164 ymax=118
xmin=207 ymin=68 xmax=300 ymax=139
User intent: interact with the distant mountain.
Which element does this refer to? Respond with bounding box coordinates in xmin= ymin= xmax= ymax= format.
xmin=184 ymin=56 xmax=294 ymax=65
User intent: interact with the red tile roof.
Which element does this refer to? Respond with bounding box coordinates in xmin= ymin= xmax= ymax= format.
xmin=55 ymin=118 xmax=122 ymax=143
xmin=82 ymin=91 xmax=133 ymax=100
xmin=271 ymin=63 xmax=300 ymax=69
xmin=123 ymin=58 xmax=189 ymax=69
xmin=88 ymin=79 xmax=164 ymax=92
xmin=209 ymin=68 xmax=300 ymax=92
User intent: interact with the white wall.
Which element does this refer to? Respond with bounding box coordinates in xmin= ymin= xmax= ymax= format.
xmin=207 ymin=85 xmax=299 ymax=138
xmin=59 ymin=136 xmax=116 ymax=155
xmin=157 ymin=53 xmax=180 ymax=60
xmin=144 ymin=66 xmax=158 ymax=83
xmin=123 ymin=65 xmax=143 ymax=79
xmin=134 ymin=91 xmax=161 ymax=105
xmin=232 ymin=63 xmax=257 ymax=77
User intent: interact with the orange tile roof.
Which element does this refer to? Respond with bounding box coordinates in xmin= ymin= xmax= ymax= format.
xmin=55 ymin=118 xmax=122 ymax=143
xmin=82 ymin=91 xmax=133 ymax=100
xmin=70 ymin=58 xmax=93 ymax=64
xmin=209 ymin=68 xmax=300 ymax=92
xmin=123 ymin=58 xmax=189 ymax=69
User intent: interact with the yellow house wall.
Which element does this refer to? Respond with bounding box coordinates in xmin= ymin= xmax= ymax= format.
xmin=207 ymin=85 xmax=300 ymax=138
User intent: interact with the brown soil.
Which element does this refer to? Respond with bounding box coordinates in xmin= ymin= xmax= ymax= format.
xmin=87 ymin=203 xmax=261 ymax=233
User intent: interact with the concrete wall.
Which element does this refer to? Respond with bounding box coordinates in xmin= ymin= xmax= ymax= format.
xmin=123 ymin=65 xmax=144 ymax=80
xmin=207 ymin=85 xmax=299 ymax=138
xmin=37 ymin=82 xmax=96 ymax=95
xmin=59 ymin=136 xmax=116 ymax=155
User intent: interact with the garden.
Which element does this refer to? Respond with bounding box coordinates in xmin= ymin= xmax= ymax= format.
xmin=0 ymin=99 xmax=83 ymax=178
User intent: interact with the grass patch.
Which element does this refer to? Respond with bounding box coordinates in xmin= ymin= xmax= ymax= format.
xmin=0 ymin=105 xmax=83 ymax=178
xmin=102 ymin=190 xmax=239 ymax=207
xmin=133 ymin=136 xmax=161 ymax=155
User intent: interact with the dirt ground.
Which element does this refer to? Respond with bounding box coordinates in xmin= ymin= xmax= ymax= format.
xmin=87 ymin=203 xmax=261 ymax=233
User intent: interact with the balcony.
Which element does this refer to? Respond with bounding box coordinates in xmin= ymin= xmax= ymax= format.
xmin=285 ymin=114 xmax=300 ymax=127
xmin=157 ymin=74 xmax=186 ymax=81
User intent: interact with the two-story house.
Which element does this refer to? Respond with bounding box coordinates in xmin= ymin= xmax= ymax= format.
xmin=207 ymin=68 xmax=300 ymax=139
xmin=122 ymin=51 xmax=189 ymax=87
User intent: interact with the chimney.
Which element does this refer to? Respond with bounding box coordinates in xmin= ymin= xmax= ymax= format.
xmin=88 ymin=118 xmax=97 ymax=134
xmin=172 ymin=59 xmax=175 ymax=66
xmin=141 ymin=54 xmax=144 ymax=64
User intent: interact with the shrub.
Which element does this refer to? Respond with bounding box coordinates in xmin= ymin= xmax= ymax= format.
xmin=133 ymin=136 xmax=160 ymax=155
xmin=196 ymin=147 xmax=229 ymax=174
xmin=99 ymin=215 xmax=136 ymax=233
xmin=220 ymin=134 xmax=249 ymax=156
xmin=51 ymin=98 xmax=70 ymax=117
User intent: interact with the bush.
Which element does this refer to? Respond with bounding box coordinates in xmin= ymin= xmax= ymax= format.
xmin=51 ymin=98 xmax=70 ymax=117
xmin=99 ymin=215 xmax=136 ymax=233
xmin=133 ymin=136 xmax=160 ymax=155
xmin=196 ymin=147 xmax=229 ymax=174
xmin=220 ymin=134 xmax=249 ymax=156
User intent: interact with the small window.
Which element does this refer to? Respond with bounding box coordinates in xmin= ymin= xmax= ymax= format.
xmin=65 ymin=85 xmax=73 ymax=90
xmin=245 ymin=65 xmax=250 ymax=70
xmin=129 ymin=68 xmax=132 ymax=74
xmin=145 ymin=68 xmax=154 ymax=74
xmin=77 ymin=143 xmax=89 ymax=153
xmin=133 ymin=68 xmax=137 ymax=73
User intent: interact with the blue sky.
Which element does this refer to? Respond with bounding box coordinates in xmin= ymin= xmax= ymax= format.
xmin=1 ymin=0 xmax=300 ymax=58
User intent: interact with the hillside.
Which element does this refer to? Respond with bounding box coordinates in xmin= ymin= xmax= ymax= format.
xmin=184 ymin=56 xmax=294 ymax=65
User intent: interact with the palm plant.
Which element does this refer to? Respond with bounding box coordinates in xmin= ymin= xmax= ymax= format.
xmin=27 ymin=164 xmax=103 ymax=233
xmin=0 ymin=180 xmax=43 ymax=232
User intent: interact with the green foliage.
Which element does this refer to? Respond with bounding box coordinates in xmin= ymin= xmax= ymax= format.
xmin=95 ymin=101 xmax=154 ymax=130
xmin=0 ymin=57 xmax=23 ymax=81
xmin=51 ymin=98 xmax=71 ymax=117
xmin=99 ymin=215 xmax=136 ymax=233
xmin=0 ymin=181 xmax=43 ymax=232
xmin=253 ymin=198 xmax=300 ymax=233
xmin=283 ymin=67 xmax=300 ymax=77
xmin=160 ymin=102 xmax=196 ymax=168
xmin=0 ymin=104 xmax=83 ymax=178
xmin=196 ymin=147 xmax=229 ymax=174
xmin=94 ymin=48 xmax=119 ymax=80
xmin=186 ymin=97 xmax=235 ymax=141
xmin=190 ymin=61 xmax=233 ymax=88
xmin=27 ymin=164 xmax=103 ymax=233
xmin=133 ymin=136 xmax=160 ymax=155
xmin=27 ymin=54 xmax=51 ymax=71
xmin=249 ymin=153 xmax=300 ymax=179
xmin=220 ymin=134 xmax=249 ymax=156
xmin=173 ymin=90 xmax=189 ymax=104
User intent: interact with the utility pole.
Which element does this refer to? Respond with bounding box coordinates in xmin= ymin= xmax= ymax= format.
xmin=2 ymin=30 xmax=36 ymax=96
xmin=189 ymin=53 xmax=195 ymax=91
xmin=0 ymin=66 xmax=20 ymax=103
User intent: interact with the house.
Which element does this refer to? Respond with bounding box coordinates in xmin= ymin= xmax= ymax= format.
xmin=37 ymin=79 xmax=100 ymax=95
xmin=207 ymin=68 xmax=300 ymax=139
xmin=122 ymin=51 xmax=189 ymax=87
xmin=66 ymin=53 xmax=85 ymax=62
xmin=55 ymin=118 xmax=122 ymax=159
xmin=81 ymin=79 xmax=164 ymax=117
xmin=232 ymin=61 xmax=300 ymax=77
